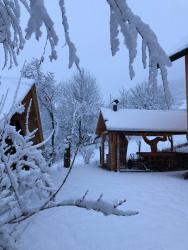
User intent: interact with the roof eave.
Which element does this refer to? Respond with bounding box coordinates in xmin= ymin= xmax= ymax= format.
xmin=106 ymin=129 xmax=187 ymax=136
xmin=169 ymin=47 xmax=188 ymax=62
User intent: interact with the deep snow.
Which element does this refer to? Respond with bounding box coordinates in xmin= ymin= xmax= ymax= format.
xmin=15 ymin=156 xmax=188 ymax=250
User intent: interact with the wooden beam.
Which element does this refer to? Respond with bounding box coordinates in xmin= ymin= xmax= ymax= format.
xmin=170 ymin=48 xmax=188 ymax=62
xmin=109 ymin=131 xmax=187 ymax=136
xmin=100 ymin=136 xmax=105 ymax=166
xmin=117 ymin=134 xmax=120 ymax=171
xmin=185 ymin=54 xmax=188 ymax=134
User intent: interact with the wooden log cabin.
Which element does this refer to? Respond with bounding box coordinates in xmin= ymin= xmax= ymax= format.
xmin=0 ymin=77 xmax=43 ymax=144
xmin=96 ymin=103 xmax=187 ymax=171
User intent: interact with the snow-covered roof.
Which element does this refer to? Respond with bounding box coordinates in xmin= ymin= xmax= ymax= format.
xmin=169 ymin=39 xmax=188 ymax=61
xmin=101 ymin=108 xmax=187 ymax=133
xmin=0 ymin=77 xmax=34 ymax=119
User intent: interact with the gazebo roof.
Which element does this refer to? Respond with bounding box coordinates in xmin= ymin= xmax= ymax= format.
xmin=96 ymin=108 xmax=187 ymax=135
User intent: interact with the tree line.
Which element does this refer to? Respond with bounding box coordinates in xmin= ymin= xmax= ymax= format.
xmin=109 ymin=81 xmax=174 ymax=110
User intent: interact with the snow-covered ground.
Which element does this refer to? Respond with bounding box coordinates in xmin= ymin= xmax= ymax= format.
xmin=15 ymin=156 xmax=188 ymax=250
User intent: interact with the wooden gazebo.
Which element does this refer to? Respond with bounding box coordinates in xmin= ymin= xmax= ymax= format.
xmin=96 ymin=107 xmax=187 ymax=171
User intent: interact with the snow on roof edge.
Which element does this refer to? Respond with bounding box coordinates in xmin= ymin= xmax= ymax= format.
xmin=0 ymin=77 xmax=34 ymax=119
xmin=100 ymin=107 xmax=187 ymax=133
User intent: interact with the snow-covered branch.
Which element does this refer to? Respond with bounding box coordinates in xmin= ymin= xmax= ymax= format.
xmin=59 ymin=0 xmax=80 ymax=70
xmin=0 ymin=0 xmax=80 ymax=69
xmin=106 ymin=0 xmax=171 ymax=103
xmin=46 ymin=197 xmax=138 ymax=217
xmin=9 ymin=191 xmax=138 ymax=224
xmin=25 ymin=0 xmax=58 ymax=61
xmin=0 ymin=0 xmax=171 ymax=95
xmin=0 ymin=0 xmax=25 ymax=68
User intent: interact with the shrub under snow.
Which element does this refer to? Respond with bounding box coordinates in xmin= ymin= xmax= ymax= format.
xmin=0 ymin=104 xmax=54 ymax=226
xmin=80 ymin=145 xmax=95 ymax=165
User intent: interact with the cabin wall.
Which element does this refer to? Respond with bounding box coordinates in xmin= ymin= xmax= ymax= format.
xmin=96 ymin=112 xmax=107 ymax=136
xmin=11 ymin=85 xmax=43 ymax=145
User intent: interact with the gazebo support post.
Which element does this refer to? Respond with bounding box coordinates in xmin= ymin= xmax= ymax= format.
xmin=168 ymin=136 xmax=174 ymax=152
xmin=117 ymin=134 xmax=120 ymax=171
xmin=110 ymin=133 xmax=117 ymax=171
xmin=185 ymin=54 xmax=188 ymax=135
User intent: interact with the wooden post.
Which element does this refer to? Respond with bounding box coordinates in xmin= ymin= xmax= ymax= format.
xmin=110 ymin=133 xmax=117 ymax=171
xmin=124 ymin=136 xmax=129 ymax=164
xmin=168 ymin=136 xmax=174 ymax=152
xmin=100 ymin=135 xmax=105 ymax=166
xmin=117 ymin=134 xmax=120 ymax=171
xmin=138 ymin=140 xmax=141 ymax=154
xmin=185 ymin=54 xmax=188 ymax=134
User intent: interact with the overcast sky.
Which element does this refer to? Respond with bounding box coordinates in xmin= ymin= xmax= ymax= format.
xmin=1 ymin=0 xmax=188 ymax=101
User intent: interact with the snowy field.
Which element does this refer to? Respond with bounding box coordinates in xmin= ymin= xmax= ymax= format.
xmin=15 ymin=155 xmax=188 ymax=250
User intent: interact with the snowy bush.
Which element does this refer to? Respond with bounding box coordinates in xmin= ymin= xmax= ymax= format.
xmin=0 ymin=104 xmax=54 ymax=226
xmin=80 ymin=145 xmax=95 ymax=165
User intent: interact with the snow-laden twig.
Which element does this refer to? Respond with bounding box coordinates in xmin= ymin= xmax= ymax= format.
xmin=41 ymin=141 xmax=81 ymax=209
xmin=39 ymin=34 xmax=48 ymax=65
xmin=25 ymin=98 xmax=32 ymax=135
xmin=0 ymin=86 xmax=9 ymax=116
xmin=114 ymin=199 xmax=126 ymax=208
xmin=11 ymin=60 xmax=26 ymax=110
xmin=46 ymin=197 xmax=138 ymax=217
xmin=33 ymin=129 xmax=54 ymax=149
xmin=3 ymin=154 xmax=25 ymax=215
xmin=59 ymin=0 xmax=80 ymax=71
